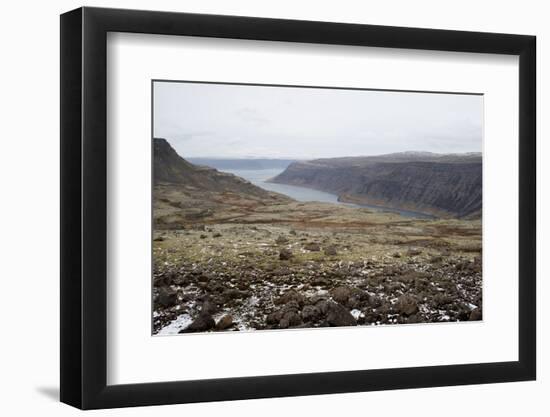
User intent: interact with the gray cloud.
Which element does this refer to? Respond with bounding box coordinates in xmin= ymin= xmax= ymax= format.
xmin=153 ymin=81 xmax=483 ymax=159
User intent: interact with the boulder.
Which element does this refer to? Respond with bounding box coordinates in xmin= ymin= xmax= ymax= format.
xmin=366 ymin=294 xmax=383 ymax=308
xmin=469 ymin=308 xmax=482 ymax=321
xmin=197 ymin=274 xmax=209 ymax=283
xmin=324 ymin=245 xmax=338 ymax=256
xmin=180 ymin=313 xmax=215 ymax=333
xmin=266 ymin=310 xmax=284 ymax=325
xmin=325 ymin=302 xmax=357 ymax=327
xmin=275 ymin=235 xmax=289 ymax=245
xmin=433 ymin=293 xmax=453 ymax=308
xmin=407 ymin=248 xmax=422 ymax=256
xmin=216 ymin=315 xmax=233 ymax=330
xmin=311 ymin=277 xmax=329 ymax=287
xmin=279 ymin=248 xmax=293 ymax=260
xmin=395 ymin=295 xmax=419 ymax=316
xmin=279 ymin=311 xmax=302 ymax=329
xmin=304 ymin=242 xmax=321 ymax=252
xmin=171 ymin=274 xmax=188 ymax=286
xmin=308 ymin=294 xmax=328 ymax=305
xmin=347 ymin=295 xmax=361 ymax=309
xmin=156 ymin=287 xmax=177 ymax=308
xmin=330 ymin=286 xmax=352 ymax=304
xmin=301 ymin=305 xmax=321 ymax=322
xmin=274 ymin=290 xmax=305 ymax=307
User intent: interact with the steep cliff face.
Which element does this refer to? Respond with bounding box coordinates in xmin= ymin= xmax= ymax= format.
xmin=270 ymin=152 xmax=482 ymax=218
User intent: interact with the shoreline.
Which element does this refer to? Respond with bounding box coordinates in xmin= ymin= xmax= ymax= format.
xmin=263 ymin=177 xmax=438 ymax=219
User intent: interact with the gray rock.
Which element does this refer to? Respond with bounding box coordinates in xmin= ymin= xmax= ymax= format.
xmin=266 ymin=310 xmax=284 ymax=325
xmin=325 ymin=302 xmax=357 ymax=327
xmin=156 ymin=287 xmax=177 ymax=308
xmin=324 ymin=245 xmax=338 ymax=256
xmin=304 ymin=242 xmax=321 ymax=252
xmin=407 ymin=248 xmax=422 ymax=256
xmin=311 ymin=277 xmax=329 ymax=287
xmin=301 ymin=305 xmax=321 ymax=322
xmin=274 ymin=290 xmax=305 ymax=307
xmin=279 ymin=248 xmax=293 ymax=260
xmin=275 ymin=235 xmax=289 ymax=245
xmin=395 ymin=295 xmax=419 ymax=316
xmin=197 ymin=274 xmax=209 ymax=283
xmin=366 ymin=294 xmax=382 ymax=308
xmin=279 ymin=311 xmax=301 ymax=329
xmin=469 ymin=308 xmax=482 ymax=321
xmin=180 ymin=313 xmax=215 ymax=333
xmin=330 ymin=286 xmax=352 ymax=304
xmin=347 ymin=295 xmax=361 ymax=309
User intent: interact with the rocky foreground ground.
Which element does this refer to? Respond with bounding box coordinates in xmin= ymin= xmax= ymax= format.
xmin=153 ymin=206 xmax=482 ymax=334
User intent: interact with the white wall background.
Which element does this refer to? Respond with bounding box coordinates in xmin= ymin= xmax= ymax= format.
xmin=0 ymin=0 xmax=545 ymax=415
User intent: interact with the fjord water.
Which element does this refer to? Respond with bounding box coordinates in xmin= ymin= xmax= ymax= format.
xmin=222 ymin=168 xmax=435 ymax=219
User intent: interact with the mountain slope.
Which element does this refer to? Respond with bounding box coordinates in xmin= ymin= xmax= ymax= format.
xmin=154 ymin=138 xmax=284 ymax=198
xmin=153 ymin=138 xmax=292 ymax=229
xmin=270 ymin=152 xmax=482 ymax=218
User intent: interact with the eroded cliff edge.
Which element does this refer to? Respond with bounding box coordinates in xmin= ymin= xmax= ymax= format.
xmin=269 ymin=152 xmax=482 ymax=219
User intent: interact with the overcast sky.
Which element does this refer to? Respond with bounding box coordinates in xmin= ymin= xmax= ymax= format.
xmin=153 ymin=81 xmax=483 ymax=159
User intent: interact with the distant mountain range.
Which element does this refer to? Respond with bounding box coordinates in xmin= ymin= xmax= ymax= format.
xmin=188 ymin=158 xmax=295 ymax=171
xmin=270 ymin=152 xmax=482 ymax=218
xmin=155 ymin=138 xmax=482 ymax=219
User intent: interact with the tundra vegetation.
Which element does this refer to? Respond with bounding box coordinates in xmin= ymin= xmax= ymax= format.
xmin=152 ymin=139 xmax=482 ymax=334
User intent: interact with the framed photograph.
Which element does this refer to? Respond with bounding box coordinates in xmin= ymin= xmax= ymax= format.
xmin=60 ymin=7 xmax=536 ymax=409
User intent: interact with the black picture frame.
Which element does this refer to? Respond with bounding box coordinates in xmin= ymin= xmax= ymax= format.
xmin=60 ymin=6 xmax=536 ymax=410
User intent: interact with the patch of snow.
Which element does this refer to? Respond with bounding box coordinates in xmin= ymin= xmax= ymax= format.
xmin=157 ymin=314 xmax=194 ymax=335
xmin=247 ymin=296 xmax=260 ymax=307
xmin=237 ymin=322 xmax=253 ymax=332
xmin=350 ymin=309 xmax=364 ymax=320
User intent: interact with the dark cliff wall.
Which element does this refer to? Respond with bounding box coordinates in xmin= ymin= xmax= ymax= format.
xmin=271 ymin=157 xmax=482 ymax=218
